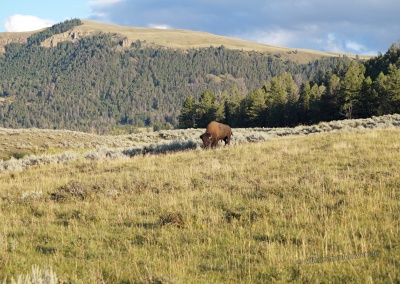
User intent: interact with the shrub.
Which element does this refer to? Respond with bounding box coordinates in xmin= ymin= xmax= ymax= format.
xmin=2 ymin=265 xmax=57 ymax=284
xmin=21 ymin=191 xmax=43 ymax=202
xmin=50 ymin=182 xmax=88 ymax=202
xmin=84 ymin=148 xmax=128 ymax=160
xmin=11 ymin=152 xmax=28 ymax=160
xmin=159 ymin=212 xmax=185 ymax=228
xmin=123 ymin=140 xmax=200 ymax=157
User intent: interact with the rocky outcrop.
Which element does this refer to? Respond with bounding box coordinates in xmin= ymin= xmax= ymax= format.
xmin=40 ymin=30 xmax=90 ymax=47
xmin=119 ymin=37 xmax=131 ymax=47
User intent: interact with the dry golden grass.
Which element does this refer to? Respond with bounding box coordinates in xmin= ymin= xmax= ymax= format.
xmin=0 ymin=129 xmax=97 ymax=160
xmin=0 ymin=129 xmax=399 ymax=283
xmin=78 ymin=20 xmax=373 ymax=63
xmin=0 ymin=19 xmax=373 ymax=63
xmin=0 ymin=127 xmax=152 ymax=161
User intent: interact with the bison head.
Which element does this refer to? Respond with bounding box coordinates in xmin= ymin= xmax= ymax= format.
xmin=200 ymin=132 xmax=213 ymax=148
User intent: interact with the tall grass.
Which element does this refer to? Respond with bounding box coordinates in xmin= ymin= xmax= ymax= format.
xmin=0 ymin=128 xmax=399 ymax=283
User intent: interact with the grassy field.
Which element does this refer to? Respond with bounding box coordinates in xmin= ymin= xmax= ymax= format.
xmin=0 ymin=126 xmax=399 ymax=283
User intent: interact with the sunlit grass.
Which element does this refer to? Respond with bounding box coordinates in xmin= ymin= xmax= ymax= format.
xmin=0 ymin=129 xmax=399 ymax=283
xmin=77 ymin=20 xmax=372 ymax=63
xmin=0 ymin=20 xmax=372 ymax=64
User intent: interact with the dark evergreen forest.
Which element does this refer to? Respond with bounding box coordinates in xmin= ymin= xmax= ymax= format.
xmin=180 ymin=43 xmax=400 ymax=128
xmin=0 ymin=19 xmax=399 ymax=133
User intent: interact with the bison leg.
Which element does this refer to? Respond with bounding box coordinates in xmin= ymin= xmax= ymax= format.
xmin=211 ymin=139 xmax=219 ymax=148
xmin=224 ymin=136 xmax=231 ymax=145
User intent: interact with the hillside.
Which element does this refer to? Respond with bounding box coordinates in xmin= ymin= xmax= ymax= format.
xmin=1 ymin=19 xmax=399 ymax=133
xmin=1 ymin=19 xmax=365 ymax=133
xmin=0 ymin=20 xmax=370 ymax=63
xmin=71 ymin=20 xmax=374 ymax=62
xmin=0 ymin=124 xmax=399 ymax=282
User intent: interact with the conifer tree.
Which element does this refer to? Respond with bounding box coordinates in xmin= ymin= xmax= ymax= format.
xmin=223 ymin=86 xmax=244 ymax=127
xmin=197 ymin=90 xmax=225 ymax=127
xmin=355 ymin=76 xmax=379 ymax=117
xmin=178 ymin=96 xmax=197 ymax=128
xmin=385 ymin=64 xmax=400 ymax=113
xmin=374 ymin=72 xmax=388 ymax=115
xmin=244 ymin=89 xmax=267 ymax=127
xmin=339 ymin=61 xmax=365 ymax=119
xmin=298 ymin=81 xmax=312 ymax=124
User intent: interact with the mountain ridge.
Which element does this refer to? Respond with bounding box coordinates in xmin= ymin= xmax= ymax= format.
xmin=0 ymin=19 xmax=372 ymax=63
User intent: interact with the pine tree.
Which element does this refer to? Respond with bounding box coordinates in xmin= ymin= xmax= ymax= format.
xmin=178 ymin=96 xmax=197 ymax=128
xmin=282 ymin=73 xmax=299 ymax=126
xmin=339 ymin=61 xmax=365 ymax=119
xmin=223 ymin=86 xmax=244 ymax=127
xmin=297 ymin=81 xmax=312 ymax=124
xmin=355 ymin=76 xmax=379 ymax=117
xmin=385 ymin=64 xmax=400 ymax=113
xmin=266 ymin=74 xmax=288 ymax=126
xmin=319 ymin=73 xmax=341 ymax=122
xmin=244 ymin=89 xmax=267 ymax=127
xmin=374 ymin=72 xmax=388 ymax=115
xmin=197 ymin=90 xmax=225 ymax=127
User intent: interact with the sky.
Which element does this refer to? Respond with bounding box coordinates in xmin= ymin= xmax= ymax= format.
xmin=1 ymin=0 xmax=399 ymax=56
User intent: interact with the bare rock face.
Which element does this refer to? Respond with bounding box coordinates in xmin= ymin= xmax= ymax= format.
xmin=0 ymin=29 xmax=91 ymax=52
xmin=41 ymin=30 xmax=88 ymax=47
xmin=120 ymin=37 xmax=131 ymax=47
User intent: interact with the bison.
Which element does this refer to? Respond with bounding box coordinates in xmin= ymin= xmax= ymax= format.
xmin=200 ymin=121 xmax=232 ymax=149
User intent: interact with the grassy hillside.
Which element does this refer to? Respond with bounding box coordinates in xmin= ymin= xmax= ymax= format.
xmin=1 ymin=114 xmax=399 ymax=167
xmin=78 ymin=20 xmax=342 ymax=63
xmin=0 ymin=122 xmax=399 ymax=282
xmin=0 ymin=19 xmax=371 ymax=64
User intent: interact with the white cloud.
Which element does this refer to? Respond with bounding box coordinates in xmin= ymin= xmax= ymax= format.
xmin=237 ymin=28 xmax=295 ymax=47
xmin=3 ymin=14 xmax=54 ymax=32
xmin=315 ymin=34 xmax=377 ymax=55
xmin=323 ymin=33 xmax=345 ymax=53
xmin=89 ymin=0 xmax=123 ymax=8
xmin=89 ymin=12 xmax=108 ymax=21
xmin=346 ymin=41 xmax=364 ymax=52
xmin=148 ymin=24 xmax=171 ymax=29
xmin=345 ymin=41 xmax=376 ymax=55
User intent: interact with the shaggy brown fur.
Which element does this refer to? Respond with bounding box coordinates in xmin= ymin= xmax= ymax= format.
xmin=200 ymin=121 xmax=232 ymax=149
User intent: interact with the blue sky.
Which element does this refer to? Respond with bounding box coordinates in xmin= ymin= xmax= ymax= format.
xmin=1 ymin=0 xmax=399 ymax=55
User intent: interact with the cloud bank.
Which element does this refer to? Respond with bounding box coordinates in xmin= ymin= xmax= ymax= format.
xmin=88 ymin=0 xmax=400 ymax=55
xmin=3 ymin=14 xmax=54 ymax=32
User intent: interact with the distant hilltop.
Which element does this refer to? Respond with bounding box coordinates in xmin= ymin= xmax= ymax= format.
xmin=0 ymin=19 xmax=372 ymax=63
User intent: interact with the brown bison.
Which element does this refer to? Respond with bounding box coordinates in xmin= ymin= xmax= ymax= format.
xmin=200 ymin=121 xmax=232 ymax=149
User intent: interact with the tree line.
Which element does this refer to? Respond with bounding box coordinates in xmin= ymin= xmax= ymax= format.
xmin=179 ymin=43 xmax=400 ymax=128
xmin=27 ymin=18 xmax=82 ymax=46
xmin=0 ymin=19 xmax=398 ymax=133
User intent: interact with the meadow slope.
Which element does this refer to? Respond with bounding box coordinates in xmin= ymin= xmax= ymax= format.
xmin=1 ymin=114 xmax=400 ymax=173
xmin=0 ymin=124 xmax=399 ymax=283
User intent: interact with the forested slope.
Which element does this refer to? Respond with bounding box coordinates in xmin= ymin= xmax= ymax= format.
xmin=1 ymin=19 xmax=398 ymax=133
xmin=180 ymin=44 xmax=400 ymax=128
